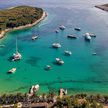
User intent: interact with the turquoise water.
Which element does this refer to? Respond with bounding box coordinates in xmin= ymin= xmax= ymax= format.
xmin=0 ymin=0 xmax=108 ymax=94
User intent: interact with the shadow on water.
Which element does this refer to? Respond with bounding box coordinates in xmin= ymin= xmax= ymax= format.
xmin=25 ymin=56 xmax=41 ymax=67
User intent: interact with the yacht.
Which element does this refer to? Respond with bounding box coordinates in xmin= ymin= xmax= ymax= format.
xmin=59 ymin=25 xmax=66 ymax=30
xmin=52 ymin=43 xmax=61 ymax=48
xmin=32 ymin=35 xmax=38 ymax=40
xmin=56 ymin=58 xmax=64 ymax=65
xmin=45 ymin=65 xmax=52 ymax=70
xmin=12 ymin=37 xmax=22 ymax=61
xmin=67 ymin=34 xmax=77 ymax=39
xmin=8 ymin=68 xmax=16 ymax=74
xmin=74 ymin=28 xmax=81 ymax=31
xmin=65 ymin=51 xmax=72 ymax=55
xmin=84 ymin=33 xmax=91 ymax=41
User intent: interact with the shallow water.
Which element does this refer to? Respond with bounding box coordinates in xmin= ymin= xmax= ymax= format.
xmin=0 ymin=0 xmax=108 ymax=94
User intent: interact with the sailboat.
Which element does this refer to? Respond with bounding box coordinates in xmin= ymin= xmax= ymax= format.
xmin=12 ymin=37 xmax=22 ymax=61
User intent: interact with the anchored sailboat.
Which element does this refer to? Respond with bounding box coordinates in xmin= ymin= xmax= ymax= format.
xmin=12 ymin=37 xmax=22 ymax=61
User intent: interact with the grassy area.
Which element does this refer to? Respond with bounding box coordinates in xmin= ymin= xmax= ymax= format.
xmin=0 ymin=6 xmax=43 ymax=31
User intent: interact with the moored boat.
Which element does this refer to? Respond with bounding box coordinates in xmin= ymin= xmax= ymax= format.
xmin=56 ymin=58 xmax=64 ymax=65
xmin=52 ymin=43 xmax=61 ymax=48
xmin=59 ymin=25 xmax=66 ymax=30
xmin=12 ymin=37 xmax=22 ymax=61
xmin=65 ymin=51 xmax=72 ymax=55
xmin=92 ymin=52 xmax=97 ymax=55
xmin=67 ymin=34 xmax=77 ymax=39
xmin=55 ymin=29 xmax=59 ymax=33
xmin=74 ymin=28 xmax=81 ymax=31
xmin=84 ymin=33 xmax=91 ymax=41
xmin=32 ymin=35 xmax=38 ymax=40
xmin=8 ymin=68 xmax=16 ymax=74
xmin=44 ymin=65 xmax=52 ymax=70
xmin=29 ymin=84 xmax=40 ymax=95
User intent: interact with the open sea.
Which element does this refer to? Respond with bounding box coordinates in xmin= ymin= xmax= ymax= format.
xmin=0 ymin=0 xmax=108 ymax=94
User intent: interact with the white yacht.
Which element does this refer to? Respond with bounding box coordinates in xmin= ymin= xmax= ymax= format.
xmin=84 ymin=33 xmax=91 ymax=41
xmin=12 ymin=37 xmax=22 ymax=61
xmin=8 ymin=68 xmax=16 ymax=74
xmin=65 ymin=51 xmax=72 ymax=55
xmin=56 ymin=58 xmax=64 ymax=65
xmin=32 ymin=35 xmax=38 ymax=40
xmin=52 ymin=43 xmax=61 ymax=48
xmin=59 ymin=25 xmax=66 ymax=30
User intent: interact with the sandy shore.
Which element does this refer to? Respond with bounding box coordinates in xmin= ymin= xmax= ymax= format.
xmin=95 ymin=5 xmax=108 ymax=12
xmin=0 ymin=11 xmax=47 ymax=39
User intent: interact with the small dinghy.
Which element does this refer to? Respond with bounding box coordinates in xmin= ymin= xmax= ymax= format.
xmin=8 ymin=68 xmax=16 ymax=74
xmin=65 ymin=51 xmax=72 ymax=56
xmin=92 ymin=52 xmax=97 ymax=55
xmin=32 ymin=35 xmax=38 ymax=40
xmin=55 ymin=30 xmax=59 ymax=33
xmin=45 ymin=65 xmax=52 ymax=70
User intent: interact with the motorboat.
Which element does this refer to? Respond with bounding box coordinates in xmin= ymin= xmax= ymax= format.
xmin=59 ymin=25 xmax=66 ymax=30
xmin=32 ymin=35 xmax=38 ymax=40
xmin=56 ymin=58 xmax=64 ymax=65
xmin=45 ymin=65 xmax=52 ymax=70
xmin=12 ymin=37 xmax=22 ymax=61
xmin=52 ymin=43 xmax=61 ymax=48
xmin=84 ymin=33 xmax=91 ymax=41
xmin=67 ymin=34 xmax=77 ymax=39
xmin=8 ymin=68 xmax=16 ymax=74
xmin=65 ymin=51 xmax=72 ymax=55
xmin=29 ymin=84 xmax=39 ymax=95
xmin=55 ymin=30 xmax=59 ymax=33
xmin=74 ymin=28 xmax=81 ymax=31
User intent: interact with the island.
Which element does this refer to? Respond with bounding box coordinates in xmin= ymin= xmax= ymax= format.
xmin=95 ymin=4 xmax=108 ymax=11
xmin=0 ymin=6 xmax=46 ymax=38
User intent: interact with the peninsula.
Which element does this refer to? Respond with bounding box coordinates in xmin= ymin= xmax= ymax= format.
xmin=95 ymin=4 xmax=108 ymax=11
xmin=0 ymin=6 xmax=46 ymax=38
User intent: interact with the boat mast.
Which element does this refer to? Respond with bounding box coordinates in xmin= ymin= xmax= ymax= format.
xmin=16 ymin=37 xmax=18 ymax=53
